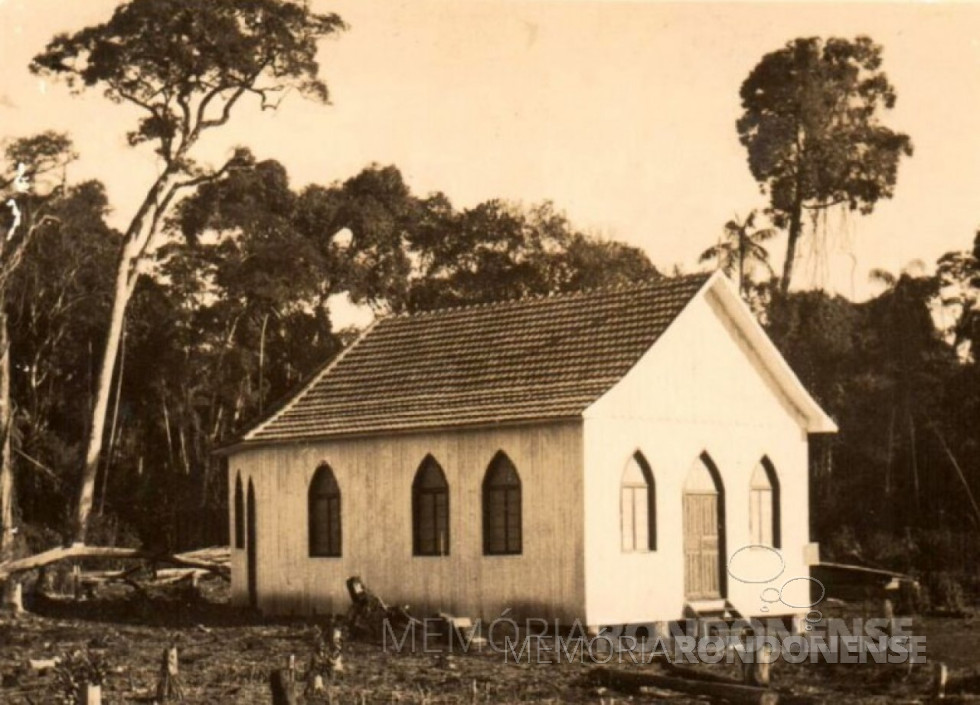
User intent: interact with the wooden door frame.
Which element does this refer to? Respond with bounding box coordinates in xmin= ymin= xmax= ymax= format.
xmin=683 ymin=452 xmax=727 ymax=600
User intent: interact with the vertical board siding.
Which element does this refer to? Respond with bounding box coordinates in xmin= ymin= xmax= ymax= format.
xmin=228 ymin=421 xmax=585 ymax=623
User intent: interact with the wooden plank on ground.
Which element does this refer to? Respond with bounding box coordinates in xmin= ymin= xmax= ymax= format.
xmin=591 ymin=666 xmax=779 ymax=705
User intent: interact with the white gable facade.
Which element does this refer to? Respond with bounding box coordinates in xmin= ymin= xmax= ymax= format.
xmin=582 ymin=274 xmax=833 ymax=626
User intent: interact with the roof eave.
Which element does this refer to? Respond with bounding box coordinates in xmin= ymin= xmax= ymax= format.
xmin=218 ymin=414 xmax=587 ymax=456
xmin=705 ymin=272 xmax=839 ymax=435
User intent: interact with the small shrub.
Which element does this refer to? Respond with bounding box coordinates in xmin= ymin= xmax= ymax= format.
xmin=922 ymin=571 xmax=967 ymax=614
xmin=864 ymin=531 xmax=913 ymax=572
xmin=54 ymin=649 xmax=109 ymax=704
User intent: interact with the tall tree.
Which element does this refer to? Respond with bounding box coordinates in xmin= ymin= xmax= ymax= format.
xmin=30 ymin=0 xmax=346 ymax=542
xmin=7 ymin=178 xmax=117 ymax=545
xmin=737 ymin=36 xmax=912 ymax=293
xmin=0 ymin=133 xmax=78 ymax=558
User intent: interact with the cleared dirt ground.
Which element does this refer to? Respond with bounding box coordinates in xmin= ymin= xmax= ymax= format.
xmin=0 ymin=578 xmax=977 ymax=703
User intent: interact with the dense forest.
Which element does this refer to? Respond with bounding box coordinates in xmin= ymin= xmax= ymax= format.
xmin=0 ymin=1 xmax=978 ymax=599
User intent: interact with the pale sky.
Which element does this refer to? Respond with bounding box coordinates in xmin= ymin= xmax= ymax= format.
xmin=2 ymin=0 xmax=980 ymax=317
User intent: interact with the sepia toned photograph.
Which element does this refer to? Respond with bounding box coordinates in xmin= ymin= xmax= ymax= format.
xmin=0 ymin=0 xmax=978 ymax=702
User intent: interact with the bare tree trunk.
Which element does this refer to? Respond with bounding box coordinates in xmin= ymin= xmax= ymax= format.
xmin=780 ymin=197 xmax=804 ymax=295
xmin=0 ymin=307 xmax=15 ymax=560
xmin=258 ymin=311 xmax=269 ymax=415
xmin=907 ymin=411 xmax=920 ymax=514
xmin=780 ymin=131 xmax=806 ymax=296
xmin=98 ymin=325 xmax=125 ymax=517
xmin=738 ymin=226 xmax=746 ymax=297
xmin=75 ymin=253 xmax=130 ymax=542
xmin=885 ymin=407 xmax=896 ymax=496
xmin=75 ymin=170 xmax=177 ymax=543
xmin=178 ymin=425 xmax=190 ymax=475
xmin=162 ymin=395 xmax=175 ymax=470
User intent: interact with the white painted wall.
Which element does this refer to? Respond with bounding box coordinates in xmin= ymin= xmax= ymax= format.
xmin=227 ymin=422 xmax=586 ymax=623
xmin=582 ymin=288 xmax=814 ymax=627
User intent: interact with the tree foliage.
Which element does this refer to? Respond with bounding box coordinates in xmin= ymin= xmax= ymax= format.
xmin=699 ymin=211 xmax=775 ymax=296
xmin=406 ymin=199 xmax=659 ymax=311
xmin=7 ymin=11 xmax=978 ymax=584
xmin=30 ymin=0 xmax=346 ymax=542
xmin=936 ymin=232 xmax=980 ymax=356
xmin=1 ymin=168 xmax=117 ymax=551
xmin=766 ymin=257 xmax=979 ymax=571
xmin=32 ymin=0 xmax=344 ymax=159
xmin=738 ymin=36 xmax=913 ymax=293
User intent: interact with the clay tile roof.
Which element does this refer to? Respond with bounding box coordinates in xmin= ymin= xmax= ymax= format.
xmin=243 ymin=273 xmax=711 ymax=443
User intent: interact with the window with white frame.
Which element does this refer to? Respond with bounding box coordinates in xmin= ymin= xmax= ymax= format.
xmin=749 ymin=459 xmax=780 ymax=548
xmin=621 ymin=452 xmax=656 ymax=552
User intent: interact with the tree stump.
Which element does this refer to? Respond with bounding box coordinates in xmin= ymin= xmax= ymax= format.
xmin=155 ymin=646 xmax=184 ymax=701
xmin=77 ymin=682 xmax=101 ymax=705
xmin=71 ymin=564 xmax=83 ymax=601
xmin=270 ymin=669 xmax=297 ymax=705
xmin=743 ymin=646 xmax=772 ymax=687
xmin=883 ymin=597 xmax=895 ymax=636
xmin=738 ymin=630 xmax=772 ymax=688
xmin=2 ymin=580 xmax=23 ymax=615
xmin=305 ymin=675 xmax=325 ymax=698
xmin=305 ymin=622 xmax=344 ymax=692
xmin=932 ymin=661 xmax=948 ymax=700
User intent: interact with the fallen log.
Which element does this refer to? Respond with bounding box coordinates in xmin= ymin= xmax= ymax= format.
xmin=28 ymin=657 xmax=60 ymax=673
xmin=591 ymin=666 xmax=779 ymax=705
xmin=666 ymin=662 xmax=751 ymax=686
xmin=0 ymin=544 xmax=229 ymax=581
xmin=82 ymin=569 xmax=208 ymax=595
xmin=83 ymin=567 xmax=208 ymax=583
xmin=175 ymin=546 xmax=229 ymax=565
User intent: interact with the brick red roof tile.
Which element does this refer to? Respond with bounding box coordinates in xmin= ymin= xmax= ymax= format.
xmin=244 ymin=273 xmax=711 ymax=443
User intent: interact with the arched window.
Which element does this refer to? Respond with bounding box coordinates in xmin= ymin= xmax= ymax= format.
xmin=233 ymin=473 xmax=245 ymax=550
xmin=749 ymin=458 xmax=781 ymax=548
xmin=621 ymin=452 xmax=656 ymax=552
xmin=483 ymin=452 xmax=522 ymax=555
xmin=412 ymin=455 xmax=450 ymax=556
xmin=309 ymin=464 xmax=342 ymax=557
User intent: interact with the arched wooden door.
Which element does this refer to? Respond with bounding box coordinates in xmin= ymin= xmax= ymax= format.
xmin=683 ymin=454 xmax=725 ymax=600
xmin=246 ymin=480 xmax=258 ymax=609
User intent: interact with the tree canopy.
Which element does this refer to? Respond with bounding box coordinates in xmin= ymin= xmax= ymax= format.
xmin=30 ymin=0 xmax=347 ymax=542
xmin=31 ymin=0 xmax=344 ymax=161
xmin=4 ymin=14 xmax=980 ymax=600
xmin=738 ymin=36 xmax=913 ymax=293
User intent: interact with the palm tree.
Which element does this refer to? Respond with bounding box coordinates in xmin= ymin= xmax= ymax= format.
xmin=699 ymin=211 xmax=776 ymax=296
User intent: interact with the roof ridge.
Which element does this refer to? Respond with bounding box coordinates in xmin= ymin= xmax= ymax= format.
xmin=395 ymin=271 xmax=711 ymax=319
